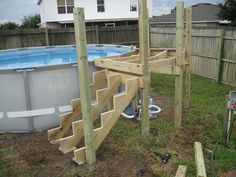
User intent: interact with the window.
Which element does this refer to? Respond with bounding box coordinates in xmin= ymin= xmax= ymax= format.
xmin=105 ymin=22 xmax=115 ymax=27
xmin=57 ymin=0 xmax=74 ymax=14
xmin=130 ymin=0 xmax=137 ymax=12
xmin=97 ymin=0 xmax=105 ymax=12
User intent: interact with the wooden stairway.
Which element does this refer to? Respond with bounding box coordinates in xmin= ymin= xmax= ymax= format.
xmin=73 ymin=75 xmax=139 ymax=164
xmin=47 ymin=70 xmax=139 ymax=164
xmin=48 ymin=70 xmax=107 ymax=143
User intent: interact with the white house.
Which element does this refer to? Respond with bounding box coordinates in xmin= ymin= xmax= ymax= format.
xmin=37 ymin=0 xmax=152 ymax=28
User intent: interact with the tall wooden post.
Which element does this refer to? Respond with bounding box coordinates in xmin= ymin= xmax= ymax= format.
xmin=73 ymin=8 xmax=96 ymax=166
xmin=184 ymin=7 xmax=192 ymax=109
xmin=217 ymin=29 xmax=225 ymax=83
xmin=45 ymin=28 xmax=49 ymax=46
xmin=139 ymin=0 xmax=150 ymax=136
xmin=174 ymin=1 xmax=184 ymax=128
xmin=95 ymin=25 xmax=100 ymax=44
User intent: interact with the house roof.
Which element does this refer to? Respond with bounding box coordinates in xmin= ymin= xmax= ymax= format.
xmin=150 ymin=3 xmax=221 ymax=24
xmin=37 ymin=0 xmax=42 ymax=5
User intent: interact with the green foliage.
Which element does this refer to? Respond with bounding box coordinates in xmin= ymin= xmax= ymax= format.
xmin=0 ymin=14 xmax=40 ymax=30
xmin=215 ymin=144 xmax=236 ymax=172
xmin=151 ymin=73 xmax=235 ymax=176
xmin=0 ymin=22 xmax=19 ymax=30
xmin=0 ymin=148 xmax=17 ymax=177
xmin=176 ymin=160 xmax=196 ymax=176
xmin=151 ymin=73 xmax=175 ymax=97
xmin=218 ymin=0 xmax=236 ymax=26
xmin=21 ymin=14 xmax=40 ymax=29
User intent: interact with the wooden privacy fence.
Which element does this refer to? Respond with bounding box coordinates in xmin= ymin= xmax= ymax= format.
xmin=0 ymin=25 xmax=235 ymax=87
xmin=150 ymin=26 xmax=236 ymax=87
xmin=0 ymin=25 xmax=139 ymax=50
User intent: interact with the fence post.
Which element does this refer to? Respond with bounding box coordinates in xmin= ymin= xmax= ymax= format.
xmin=96 ymin=25 xmax=99 ymax=44
xmin=174 ymin=1 xmax=184 ymax=128
xmin=184 ymin=7 xmax=192 ymax=109
xmin=217 ymin=29 xmax=225 ymax=83
xmin=45 ymin=28 xmax=49 ymax=46
xmin=73 ymin=7 xmax=96 ymax=166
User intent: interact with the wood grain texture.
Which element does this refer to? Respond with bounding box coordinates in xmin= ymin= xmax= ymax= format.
xmin=175 ymin=165 xmax=187 ymax=177
xmin=58 ymin=73 xmax=121 ymax=153
xmin=194 ymin=142 xmax=207 ymax=177
xmin=184 ymin=7 xmax=192 ymax=109
xmin=47 ymin=70 xmax=106 ymax=142
xmin=138 ymin=0 xmax=150 ymax=136
xmin=74 ymin=7 xmax=96 ymax=166
xmin=73 ymin=76 xmax=139 ymax=164
xmin=174 ymin=1 xmax=184 ymax=128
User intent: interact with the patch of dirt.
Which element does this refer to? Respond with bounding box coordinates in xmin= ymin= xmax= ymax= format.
xmin=0 ymin=131 xmax=153 ymax=177
xmin=0 ymin=92 xmax=201 ymax=177
xmin=151 ymin=93 xmax=174 ymax=120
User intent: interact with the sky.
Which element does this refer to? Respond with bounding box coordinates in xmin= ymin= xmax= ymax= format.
xmin=0 ymin=0 xmax=222 ymax=24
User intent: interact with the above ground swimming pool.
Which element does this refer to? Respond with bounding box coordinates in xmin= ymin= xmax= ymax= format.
xmin=0 ymin=44 xmax=133 ymax=133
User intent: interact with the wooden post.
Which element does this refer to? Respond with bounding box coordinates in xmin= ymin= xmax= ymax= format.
xmin=147 ymin=9 xmax=150 ymax=55
xmin=194 ymin=142 xmax=207 ymax=177
xmin=223 ymin=95 xmax=230 ymax=142
xmin=175 ymin=165 xmax=187 ymax=177
xmin=217 ymin=29 xmax=225 ymax=83
xmin=174 ymin=1 xmax=184 ymax=128
xmin=73 ymin=7 xmax=96 ymax=166
xmin=139 ymin=0 xmax=150 ymax=136
xmin=184 ymin=7 xmax=192 ymax=109
xmin=95 ymin=25 xmax=99 ymax=44
xmin=45 ymin=28 xmax=49 ymax=46
xmin=147 ymin=9 xmax=151 ymax=83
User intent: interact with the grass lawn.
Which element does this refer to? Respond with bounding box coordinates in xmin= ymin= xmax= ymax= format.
xmin=0 ymin=73 xmax=235 ymax=177
xmin=106 ymin=73 xmax=236 ymax=176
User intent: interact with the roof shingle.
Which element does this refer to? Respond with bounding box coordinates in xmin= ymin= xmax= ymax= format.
xmin=151 ymin=3 xmax=221 ymax=23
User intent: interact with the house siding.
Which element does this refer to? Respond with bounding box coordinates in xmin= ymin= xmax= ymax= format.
xmin=38 ymin=0 xmax=152 ymax=28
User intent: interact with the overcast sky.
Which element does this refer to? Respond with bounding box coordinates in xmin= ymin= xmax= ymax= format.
xmin=0 ymin=0 xmax=221 ymax=24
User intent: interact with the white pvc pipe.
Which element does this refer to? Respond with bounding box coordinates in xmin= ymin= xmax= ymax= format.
xmin=121 ymin=112 xmax=135 ymax=119
xmin=149 ymin=105 xmax=162 ymax=114
xmin=122 ymin=104 xmax=161 ymax=119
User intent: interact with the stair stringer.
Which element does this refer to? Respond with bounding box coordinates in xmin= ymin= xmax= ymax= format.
xmin=58 ymin=73 xmax=122 ymax=153
xmin=73 ymin=76 xmax=139 ymax=164
xmin=47 ymin=70 xmax=106 ymax=142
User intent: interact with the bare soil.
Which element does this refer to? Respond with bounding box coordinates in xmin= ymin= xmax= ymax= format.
xmin=0 ymin=93 xmax=201 ymax=177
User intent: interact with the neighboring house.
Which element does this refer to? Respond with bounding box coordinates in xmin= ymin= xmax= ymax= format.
xmin=37 ymin=0 xmax=152 ymax=28
xmin=151 ymin=3 xmax=229 ymax=26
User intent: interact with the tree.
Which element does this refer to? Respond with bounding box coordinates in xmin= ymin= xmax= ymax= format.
xmin=171 ymin=6 xmax=176 ymax=13
xmin=0 ymin=22 xmax=19 ymax=30
xmin=21 ymin=14 xmax=41 ymax=29
xmin=218 ymin=0 xmax=236 ymax=26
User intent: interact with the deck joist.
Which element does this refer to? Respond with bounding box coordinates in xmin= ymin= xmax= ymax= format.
xmin=94 ymin=48 xmax=185 ymax=75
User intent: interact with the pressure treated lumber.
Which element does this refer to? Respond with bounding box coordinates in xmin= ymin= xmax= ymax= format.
xmin=174 ymin=1 xmax=184 ymax=128
xmin=175 ymin=165 xmax=187 ymax=177
xmin=194 ymin=142 xmax=207 ymax=177
xmin=48 ymin=99 xmax=81 ymax=142
xmin=139 ymin=0 xmax=150 ymax=136
xmin=149 ymin=50 xmax=168 ymax=61
xmin=47 ymin=70 xmax=106 ymax=142
xmin=73 ymin=77 xmax=139 ymax=164
xmin=184 ymin=7 xmax=192 ymax=109
xmin=74 ymin=7 xmax=96 ymax=166
xmin=58 ymin=73 xmax=121 ymax=153
xmin=95 ymin=59 xmax=143 ymax=75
